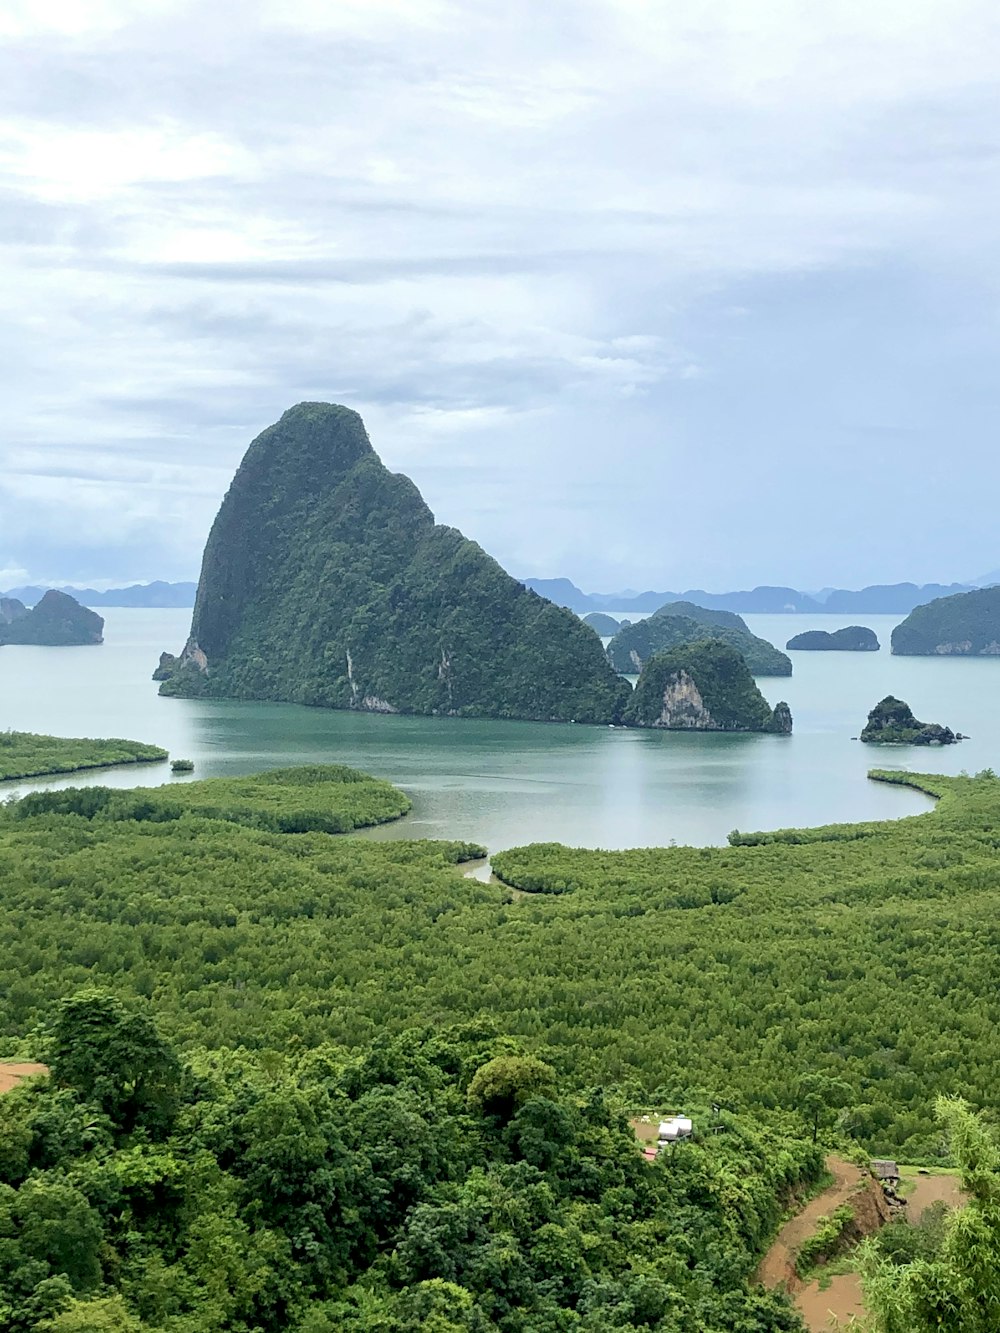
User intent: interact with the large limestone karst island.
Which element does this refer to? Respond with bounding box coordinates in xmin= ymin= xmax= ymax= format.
xmin=157 ymin=403 xmax=630 ymax=723
xmin=0 ymin=590 xmax=103 ymax=646
xmin=607 ymin=601 xmax=792 ymax=676
xmin=623 ymin=640 xmax=792 ymax=733
xmin=892 ymin=585 xmax=1000 ymax=655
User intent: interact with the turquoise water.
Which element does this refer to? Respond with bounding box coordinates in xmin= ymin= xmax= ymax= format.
xmin=0 ymin=608 xmax=994 ymax=851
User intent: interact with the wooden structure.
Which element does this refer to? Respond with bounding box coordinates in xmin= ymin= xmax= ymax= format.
xmin=870 ymin=1159 xmax=900 ymax=1185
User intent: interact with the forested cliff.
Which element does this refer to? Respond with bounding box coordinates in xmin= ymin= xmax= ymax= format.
xmin=157 ymin=404 xmax=628 ymax=724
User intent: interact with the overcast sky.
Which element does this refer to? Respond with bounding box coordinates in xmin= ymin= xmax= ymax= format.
xmin=3 ymin=0 xmax=999 ymax=592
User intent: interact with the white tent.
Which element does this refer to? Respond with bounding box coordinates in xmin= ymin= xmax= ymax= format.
xmin=657 ymin=1116 xmax=693 ymax=1142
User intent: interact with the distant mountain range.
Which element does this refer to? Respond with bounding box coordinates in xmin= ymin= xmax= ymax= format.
xmin=1 ymin=581 xmax=197 ymax=608
xmin=522 ymin=578 xmax=985 ymax=615
xmin=3 ymin=574 xmax=994 ymax=618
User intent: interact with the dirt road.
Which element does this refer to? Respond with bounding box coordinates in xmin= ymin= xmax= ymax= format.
xmin=756 ymin=1155 xmax=866 ymax=1290
xmin=904 ymin=1170 xmax=965 ymax=1222
xmin=0 ymin=1062 xmax=47 ymax=1094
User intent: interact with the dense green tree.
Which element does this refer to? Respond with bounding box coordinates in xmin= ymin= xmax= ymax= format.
xmin=794 ymin=1073 xmax=853 ymax=1142
xmin=0 ymin=1179 xmax=103 ymax=1331
xmin=467 ymin=1057 xmax=558 ymax=1123
xmin=49 ymin=990 xmax=180 ymax=1138
xmin=0 ymin=996 xmax=822 ymax=1332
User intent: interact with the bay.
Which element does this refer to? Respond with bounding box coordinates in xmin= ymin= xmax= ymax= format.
xmin=0 ymin=608 xmax=993 ymax=852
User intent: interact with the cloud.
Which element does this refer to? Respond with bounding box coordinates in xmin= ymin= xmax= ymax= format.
xmin=2 ymin=0 xmax=1000 ymax=587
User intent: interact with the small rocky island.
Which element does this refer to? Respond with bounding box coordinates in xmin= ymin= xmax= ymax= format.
xmin=860 ymin=696 xmax=959 ymax=745
xmin=582 ymin=612 xmax=622 ymax=636
xmin=624 ymin=640 xmax=792 ymax=733
xmin=892 ymin=585 xmax=1000 ymax=655
xmin=0 ymin=590 xmax=104 ymax=646
xmin=786 ymin=625 xmax=879 ymax=651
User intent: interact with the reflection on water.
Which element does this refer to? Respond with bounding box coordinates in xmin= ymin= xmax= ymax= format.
xmin=3 ymin=607 xmax=994 ymax=852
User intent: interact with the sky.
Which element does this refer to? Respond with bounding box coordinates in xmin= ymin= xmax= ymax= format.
xmin=3 ymin=0 xmax=1000 ymax=593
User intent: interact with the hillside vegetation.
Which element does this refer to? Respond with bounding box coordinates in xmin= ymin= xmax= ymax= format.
xmin=0 ymin=590 xmax=104 ymax=646
xmin=2 ymin=768 xmax=1000 ymax=1159
xmin=158 ymin=403 xmax=627 ymax=724
xmin=607 ymin=615 xmax=791 ymax=676
xmin=0 ymin=994 xmax=818 ymax=1332
xmin=892 ymin=584 xmax=1000 ymax=655
xmin=786 ymin=626 xmax=879 ymax=651
xmin=0 ymin=731 xmax=167 ymax=782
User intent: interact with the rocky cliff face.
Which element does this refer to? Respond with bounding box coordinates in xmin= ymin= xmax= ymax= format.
xmin=623 ymin=640 xmax=792 ymax=733
xmin=157 ymin=403 xmax=629 ymax=724
xmin=0 ymin=590 xmax=103 ymax=646
xmin=650 ymin=669 xmax=715 ymax=728
xmin=0 ymin=597 xmax=27 ymax=626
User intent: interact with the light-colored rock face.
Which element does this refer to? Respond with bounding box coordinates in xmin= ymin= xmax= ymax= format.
xmin=933 ymin=641 xmax=973 ymax=654
xmin=184 ymin=639 xmax=209 ymax=672
xmin=361 ymin=695 xmax=398 ymax=713
xmin=654 ymin=669 xmax=714 ymax=729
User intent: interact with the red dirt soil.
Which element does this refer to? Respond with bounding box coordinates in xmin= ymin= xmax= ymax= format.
xmin=756 ymin=1155 xmax=867 ymax=1290
xmin=796 ymin=1272 xmax=866 ymax=1331
xmin=0 ymin=1062 xmax=47 ymax=1094
xmin=905 ymin=1171 xmax=966 ymax=1222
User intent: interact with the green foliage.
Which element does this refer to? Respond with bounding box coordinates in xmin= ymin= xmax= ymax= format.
xmin=0 ymin=768 xmax=997 ymax=1158
xmin=608 ymin=613 xmax=792 ymax=676
xmin=794 ymin=1203 xmax=856 ymax=1276
xmin=0 ymin=1001 xmax=819 ymax=1333
xmin=466 ymin=1056 xmax=557 ymax=1121
xmin=0 ymin=731 xmax=166 ymax=782
xmin=13 ymin=764 xmax=411 ymax=834
xmin=0 ymin=590 xmax=103 ymax=647
xmin=795 ymin=1073 xmax=853 ymax=1142
xmin=623 ymin=639 xmax=791 ymax=732
xmin=860 ymin=1098 xmax=1000 ymax=1332
xmin=38 ymin=1295 xmax=145 ymax=1331
xmin=868 ymin=1203 xmax=949 ymax=1268
xmin=861 ymin=696 xmax=957 ymax=746
xmin=170 ymin=758 xmax=194 ymax=773
xmin=892 ymin=584 xmax=1000 ymax=656
xmin=157 ymin=402 xmax=629 ymax=724
xmin=49 ymin=989 xmax=181 ymax=1138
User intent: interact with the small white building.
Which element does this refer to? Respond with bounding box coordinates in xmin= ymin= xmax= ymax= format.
xmin=658 ymin=1115 xmax=693 ymax=1143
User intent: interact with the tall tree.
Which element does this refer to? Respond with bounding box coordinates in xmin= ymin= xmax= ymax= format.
xmin=49 ymin=990 xmax=180 ymax=1138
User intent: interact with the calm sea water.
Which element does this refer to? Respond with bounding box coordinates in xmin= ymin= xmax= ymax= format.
xmin=0 ymin=608 xmax=994 ymax=851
